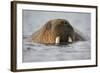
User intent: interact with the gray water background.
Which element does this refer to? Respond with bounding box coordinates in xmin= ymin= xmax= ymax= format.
xmin=22 ymin=10 xmax=91 ymax=63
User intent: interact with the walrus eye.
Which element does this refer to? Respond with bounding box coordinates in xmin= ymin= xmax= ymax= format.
xmin=64 ymin=21 xmax=69 ymax=24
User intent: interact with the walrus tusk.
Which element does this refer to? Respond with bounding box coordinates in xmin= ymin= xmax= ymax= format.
xmin=68 ymin=36 xmax=73 ymax=43
xmin=55 ymin=36 xmax=60 ymax=44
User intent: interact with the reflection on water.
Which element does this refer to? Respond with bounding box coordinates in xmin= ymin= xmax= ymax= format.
xmin=22 ymin=37 xmax=91 ymax=63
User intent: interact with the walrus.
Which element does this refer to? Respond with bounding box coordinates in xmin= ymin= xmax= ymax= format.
xmin=29 ymin=19 xmax=85 ymax=45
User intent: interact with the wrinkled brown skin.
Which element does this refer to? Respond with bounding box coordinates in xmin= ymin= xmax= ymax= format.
xmin=30 ymin=19 xmax=85 ymax=44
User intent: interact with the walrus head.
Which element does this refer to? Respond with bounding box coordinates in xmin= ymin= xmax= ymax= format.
xmin=31 ymin=19 xmax=83 ymax=45
xmin=45 ymin=19 xmax=74 ymax=44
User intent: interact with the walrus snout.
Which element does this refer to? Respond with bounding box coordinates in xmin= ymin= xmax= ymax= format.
xmin=52 ymin=20 xmax=74 ymax=44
